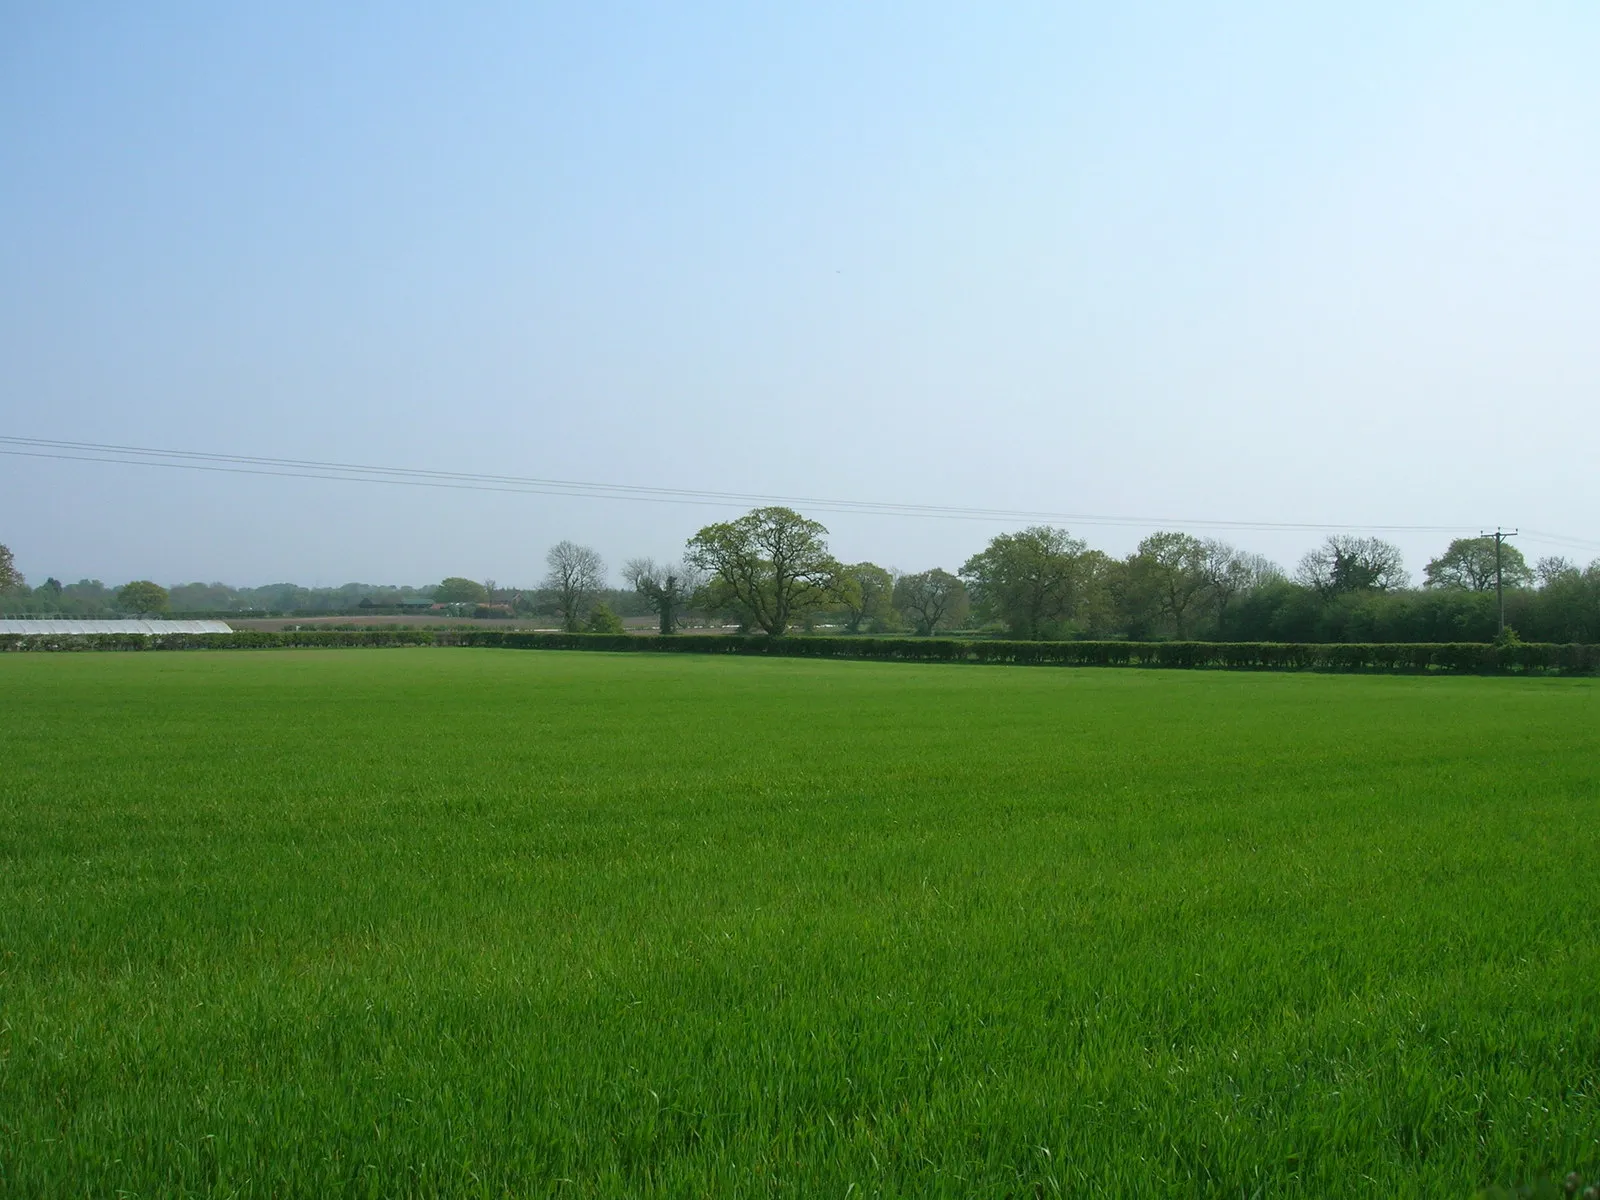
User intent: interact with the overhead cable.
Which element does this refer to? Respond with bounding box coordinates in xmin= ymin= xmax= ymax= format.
xmin=0 ymin=434 xmax=1575 ymax=543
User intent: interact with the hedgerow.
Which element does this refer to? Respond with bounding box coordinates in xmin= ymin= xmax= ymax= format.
xmin=3 ymin=630 xmax=1595 ymax=673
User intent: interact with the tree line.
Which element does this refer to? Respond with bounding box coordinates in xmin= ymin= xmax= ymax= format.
xmin=2 ymin=514 xmax=1596 ymax=643
xmin=670 ymin=509 xmax=1597 ymax=644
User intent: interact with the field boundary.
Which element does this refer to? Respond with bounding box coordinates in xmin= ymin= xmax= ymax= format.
xmin=2 ymin=629 xmax=1596 ymax=674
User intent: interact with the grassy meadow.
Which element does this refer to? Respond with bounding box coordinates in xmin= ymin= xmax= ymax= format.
xmin=0 ymin=649 xmax=1597 ymax=1196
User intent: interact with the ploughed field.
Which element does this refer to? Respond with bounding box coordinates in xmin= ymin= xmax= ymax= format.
xmin=1 ymin=650 xmax=1596 ymax=1197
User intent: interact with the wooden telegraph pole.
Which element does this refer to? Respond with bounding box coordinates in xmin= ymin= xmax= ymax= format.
xmin=1480 ymin=528 xmax=1518 ymax=636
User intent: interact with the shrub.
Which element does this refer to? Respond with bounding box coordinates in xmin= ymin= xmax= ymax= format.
xmin=585 ymin=604 xmax=625 ymax=634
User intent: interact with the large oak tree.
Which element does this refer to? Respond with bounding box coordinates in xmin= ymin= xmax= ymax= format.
xmin=685 ymin=507 xmax=842 ymax=637
xmin=959 ymin=526 xmax=1088 ymax=640
xmin=116 ymin=580 xmax=169 ymax=615
xmin=433 ymin=577 xmax=489 ymax=605
xmin=1424 ymin=537 xmax=1532 ymax=591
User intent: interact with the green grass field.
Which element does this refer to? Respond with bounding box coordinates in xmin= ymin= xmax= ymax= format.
xmin=1 ymin=650 xmax=1596 ymax=1197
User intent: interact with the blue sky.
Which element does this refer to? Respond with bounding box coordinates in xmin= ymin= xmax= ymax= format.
xmin=2 ymin=2 xmax=1597 ymax=586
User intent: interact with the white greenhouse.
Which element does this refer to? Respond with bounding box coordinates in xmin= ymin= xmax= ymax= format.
xmin=0 ymin=619 xmax=235 ymax=635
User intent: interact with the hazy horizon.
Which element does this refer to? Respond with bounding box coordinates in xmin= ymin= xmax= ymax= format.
xmin=4 ymin=3 xmax=1598 ymax=588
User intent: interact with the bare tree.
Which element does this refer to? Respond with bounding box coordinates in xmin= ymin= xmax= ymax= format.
xmin=1295 ymin=536 xmax=1407 ymax=597
xmin=1200 ymin=540 xmax=1282 ymax=630
xmin=544 ymin=542 xmax=605 ymax=632
xmin=1535 ymin=556 xmax=1578 ymax=587
xmin=623 ymin=558 xmax=704 ymax=635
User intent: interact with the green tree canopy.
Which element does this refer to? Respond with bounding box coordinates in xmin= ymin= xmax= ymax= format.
xmin=584 ymin=602 xmax=625 ymax=634
xmin=116 ymin=580 xmax=169 ymax=615
xmin=0 ymin=543 xmax=21 ymax=592
xmin=959 ymin=526 xmax=1088 ymax=640
xmin=685 ymin=507 xmax=841 ymax=637
xmin=1424 ymin=537 xmax=1532 ymax=591
xmin=836 ymin=562 xmax=896 ymax=634
xmin=892 ymin=568 xmax=969 ymax=636
xmin=1124 ymin=531 xmax=1210 ymax=638
xmin=1523 ymin=558 xmax=1600 ymax=642
xmin=433 ymin=577 xmax=489 ymax=605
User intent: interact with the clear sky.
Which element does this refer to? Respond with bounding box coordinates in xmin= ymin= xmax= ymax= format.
xmin=2 ymin=2 xmax=1597 ymax=588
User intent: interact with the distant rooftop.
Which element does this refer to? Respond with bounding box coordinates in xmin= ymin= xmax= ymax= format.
xmin=0 ymin=619 xmax=235 ymax=635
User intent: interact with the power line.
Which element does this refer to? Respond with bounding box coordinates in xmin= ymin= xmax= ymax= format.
xmin=0 ymin=434 xmax=1515 ymax=534
xmin=0 ymin=433 xmax=1579 ymax=545
xmin=1520 ymin=529 xmax=1600 ymax=554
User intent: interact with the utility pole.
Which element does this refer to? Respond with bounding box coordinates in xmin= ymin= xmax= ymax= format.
xmin=1480 ymin=528 xmax=1518 ymax=636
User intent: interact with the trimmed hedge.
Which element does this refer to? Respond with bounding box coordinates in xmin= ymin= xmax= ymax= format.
xmin=450 ymin=633 xmax=1597 ymax=674
xmin=4 ymin=629 xmax=1595 ymax=674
